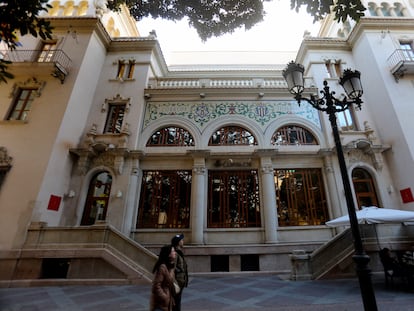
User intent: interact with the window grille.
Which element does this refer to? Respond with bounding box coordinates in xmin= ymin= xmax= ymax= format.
xmin=137 ymin=170 xmax=191 ymax=229
xmin=104 ymin=104 xmax=125 ymax=133
xmin=208 ymin=170 xmax=261 ymax=228
xmin=147 ymin=127 xmax=195 ymax=146
xmin=272 ymin=125 xmax=317 ymax=145
xmin=209 ymin=126 xmax=257 ymax=146
xmin=275 ymin=168 xmax=328 ymax=226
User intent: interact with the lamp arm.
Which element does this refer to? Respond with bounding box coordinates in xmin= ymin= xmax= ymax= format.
xmin=295 ymin=93 xmax=362 ymax=114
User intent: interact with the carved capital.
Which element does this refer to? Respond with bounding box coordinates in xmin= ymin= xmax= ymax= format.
xmin=260 ymin=165 xmax=274 ymax=174
xmin=193 ymin=166 xmax=206 ymax=175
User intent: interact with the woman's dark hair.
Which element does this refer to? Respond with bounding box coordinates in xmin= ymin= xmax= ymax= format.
xmin=153 ymin=245 xmax=174 ymax=273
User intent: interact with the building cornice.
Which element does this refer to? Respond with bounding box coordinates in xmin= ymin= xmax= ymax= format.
xmin=296 ymin=37 xmax=350 ymax=64
xmin=348 ymin=17 xmax=414 ymax=46
xmin=43 ymin=16 xmax=169 ymax=75
xmin=44 ymin=17 xmax=112 ymax=48
xmin=297 ymin=17 xmax=414 ymax=64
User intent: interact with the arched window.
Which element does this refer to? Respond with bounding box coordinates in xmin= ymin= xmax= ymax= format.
xmin=271 ymin=125 xmax=318 ymax=145
xmin=352 ymin=168 xmax=379 ymax=209
xmin=81 ymin=171 xmax=112 ymax=225
xmin=147 ymin=126 xmax=195 ymax=146
xmin=209 ymin=126 xmax=257 ymax=146
xmin=137 ymin=170 xmax=191 ymax=229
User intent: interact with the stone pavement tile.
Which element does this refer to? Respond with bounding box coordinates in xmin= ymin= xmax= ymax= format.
xmin=2 ymin=275 xmax=414 ymax=311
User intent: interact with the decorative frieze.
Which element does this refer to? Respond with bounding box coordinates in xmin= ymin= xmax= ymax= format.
xmin=144 ymin=100 xmax=321 ymax=130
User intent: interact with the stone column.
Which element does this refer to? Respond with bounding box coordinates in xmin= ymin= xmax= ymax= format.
xmin=122 ymin=158 xmax=140 ymax=235
xmin=190 ymin=157 xmax=207 ymax=245
xmin=259 ymin=156 xmax=278 ymax=243
xmin=322 ymin=151 xmax=342 ymax=219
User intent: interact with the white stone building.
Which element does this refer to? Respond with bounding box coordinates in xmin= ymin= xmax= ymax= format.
xmin=1 ymin=0 xmax=414 ymax=283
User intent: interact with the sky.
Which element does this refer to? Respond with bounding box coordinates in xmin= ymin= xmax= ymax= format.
xmin=137 ymin=1 xmax=322 ymax=65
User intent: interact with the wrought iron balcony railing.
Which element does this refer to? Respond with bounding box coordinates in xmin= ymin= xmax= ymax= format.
xmin=387 ymin=49 xmax=414 ymax=82
xmin=0 ymin=49 xmax=72 ymax=83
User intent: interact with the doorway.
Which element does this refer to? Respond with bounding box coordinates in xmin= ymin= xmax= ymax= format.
xmin=352 ymin=168 xmax=379 ymax=209
xmin=81 ymin=171 xmax=112 ymax=225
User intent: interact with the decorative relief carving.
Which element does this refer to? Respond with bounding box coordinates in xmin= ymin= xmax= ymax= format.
xmin=0 ymin=147 xmax=13 ymax=167
xmin=347 ymin=149 xmax=372 ymax=165
xmin=363 ymin=121 xmax=377 ymax=143
xmin=102 ymin=94 xmax=131 ymax=113
xmin=94 ymin=0 xmax=108 ymax=18
xmin=76 ymin=153 xmax=91 ymax=176
xmin=214 ymin=158 xmax=252 ymax=168
xmin=193 ymin=166 xmax=206 ymax=175
xmin=347 ymin=148 xmax=383 ymax=170
xmin=10 ymin=77 xmax=46 ymax=98
xmin=260 ymin=165 xmax=274 ymax=174
xmin=114 ymin=155 xmax=124 ymax=175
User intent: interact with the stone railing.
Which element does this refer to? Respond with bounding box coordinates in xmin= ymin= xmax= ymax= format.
xmin=148 ymin=77 xmax=316 ymax=90
xmin=290 ymin=224 xmax=414 ymax=281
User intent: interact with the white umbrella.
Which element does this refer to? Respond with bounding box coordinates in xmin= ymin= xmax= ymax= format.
xmin=326 ymin=206 xmax=414 ymax=249
xmin=326 ymin=206 xmax=414 ymax=227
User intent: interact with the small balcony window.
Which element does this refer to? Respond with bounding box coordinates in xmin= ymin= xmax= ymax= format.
xmin=104 ymin=104 xmax=125 ymax=133
xmin=7 ymin=88 xmax=37 ymax=121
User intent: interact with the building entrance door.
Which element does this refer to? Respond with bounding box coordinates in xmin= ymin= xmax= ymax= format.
xmin=81 ymin=171 xmax=112 ymax=225
xmin=352 ymin=168 xmax=379 ymax=209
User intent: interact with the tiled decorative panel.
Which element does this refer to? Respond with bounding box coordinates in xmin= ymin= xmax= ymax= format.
xmin=144 ymin=101 xmax=321 ymax=131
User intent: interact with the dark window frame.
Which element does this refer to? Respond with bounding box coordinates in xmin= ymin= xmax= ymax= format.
xmin=275 ymin=168 xmax=328 ymax=226
xmin=104 ymin=103 xmax=126 ymax=134
xmin=209 ymin=126 xmax=257 ymax=146
xmin=7 ymin=87 xmax=38 ymax=121
xmin=137 ymin=170 xmax=192 ymax=229
xmin=208 ymin=170 xmax=261 ymax=228
xmin=146 ymin=126 xmax=195 ymax=146
xmin=272 ymin=125 xmax=318 ymax=145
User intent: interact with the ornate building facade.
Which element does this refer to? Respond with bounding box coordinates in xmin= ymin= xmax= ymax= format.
xmin=1 ymin=0 xmax=414 ymax=282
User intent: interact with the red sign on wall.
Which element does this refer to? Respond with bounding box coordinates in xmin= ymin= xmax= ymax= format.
xmin=400 ymin=188 xmax=414 ymax=204
xmin=47 ymin=195 xmax=62 ymax=211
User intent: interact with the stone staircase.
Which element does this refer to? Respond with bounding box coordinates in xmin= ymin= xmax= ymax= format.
xmin=291 ymin=224 xmax=414 ymax=281
xmin=0 ymin=222 xmax=157 ymax=287
xmin=2 ymin=222 xmax=414 ymax=287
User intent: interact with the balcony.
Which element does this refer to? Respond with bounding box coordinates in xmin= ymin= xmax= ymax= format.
xmin=387 ymin=49 xmax=414 ymax=82
xmin=0 ymin=49 xmax=72 ymax=83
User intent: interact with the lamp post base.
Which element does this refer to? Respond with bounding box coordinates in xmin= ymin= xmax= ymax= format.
xmin=353 ymin=253 xmax=378 ymax=311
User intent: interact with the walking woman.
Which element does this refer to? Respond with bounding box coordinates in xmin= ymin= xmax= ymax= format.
xmin=150 ymin=245 xmax=176 ymax=311
xmin=171 ymin=234 xmax=188 ymax=311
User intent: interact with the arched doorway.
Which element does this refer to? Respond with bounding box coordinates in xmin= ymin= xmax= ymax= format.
xmin=352 ymin=168 xmax=379 ymax=209
xmin=81 ymin=171 xmax=112 ymax=225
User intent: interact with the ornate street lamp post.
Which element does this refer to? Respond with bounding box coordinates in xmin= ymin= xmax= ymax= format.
xmin=283 ymin=62 xmax=377 ymax=311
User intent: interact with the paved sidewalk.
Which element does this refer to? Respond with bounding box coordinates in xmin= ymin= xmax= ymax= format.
xmin=1 ymin=274 xmax=414 ymax=311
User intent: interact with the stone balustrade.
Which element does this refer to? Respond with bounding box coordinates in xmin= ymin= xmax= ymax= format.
xmin=148 ymin=77 xmax=316 ymax=89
